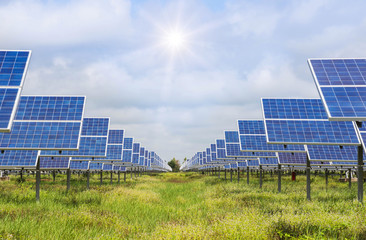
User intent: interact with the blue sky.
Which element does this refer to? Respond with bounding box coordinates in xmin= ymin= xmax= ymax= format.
xmin=1 ymin=0 xmax=366 ymax=162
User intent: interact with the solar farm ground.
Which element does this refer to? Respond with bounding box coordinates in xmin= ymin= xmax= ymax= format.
xmin=0 ymin=172 xmax=366 ymax=239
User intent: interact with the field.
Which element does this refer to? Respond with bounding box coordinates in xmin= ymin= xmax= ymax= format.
xmin=0 ymin=171 xmax=366 ymax=239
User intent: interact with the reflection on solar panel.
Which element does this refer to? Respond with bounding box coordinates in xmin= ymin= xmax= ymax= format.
xmin=41 ymin=118 xmax=109 ymax=157
xmin=224 ymin=131 xmax=277 ymax=158
xmin=238 ymin=120 xmax=305 ymax=152
xmin=0 ymin=150 xmax=39 ymax=169
xmin=70 ymin=160 xmax=89 ymax=170
xmin=262 ymin=98 xmax=360 ymax=145
xmin=0 ymin=50 xmax=31 ymax=132
xmin=309 ymin=59 xmax=366 ymax=120
xmin=259 ymin=158 xmax=278 ymax=165
xmin=0 ymin=96 xmax=85 ymax=149
xmin=277 ymin=152 xmax=307 ymax=165
xmin=40 ymin=157 xmax=69 ymax=169
xmin=306 ymin=145 xmax=363 ymax=162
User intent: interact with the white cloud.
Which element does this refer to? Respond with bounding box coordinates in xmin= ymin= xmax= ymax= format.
xmin=0 ymin=0 xmax=132 ymax=46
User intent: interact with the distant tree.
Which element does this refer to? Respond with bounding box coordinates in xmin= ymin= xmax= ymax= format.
xmin=168 ymin=158 xmax=181 ymax=172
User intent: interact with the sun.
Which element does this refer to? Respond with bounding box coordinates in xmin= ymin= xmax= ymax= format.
xmin=162 ymin=29 xmax=187 ymax=52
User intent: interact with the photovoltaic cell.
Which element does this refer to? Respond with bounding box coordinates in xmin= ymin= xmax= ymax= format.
xmin=0 ymin=50 xmax=31 ymax=132
xmin=262 ymin=98 xmax=360 ymax=145
xmin=309 ymin=59 xmax=366 ymax=120
xmin=40 ymin=157 xmax=69 ymax=169
xmin=247 ymin=159 xmax=259 ymax=167
xmin=0 ymin=150 xmax=39 ymax=168
xmin=102 ymin=164 xmax=113 ymax=171
xmin=259 ymin=158 xmax=278 ymax=165
xmin=89 ymin=162 xmax=103 ymax=170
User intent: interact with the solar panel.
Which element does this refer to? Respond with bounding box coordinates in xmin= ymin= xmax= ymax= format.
xmin=238 ymin=161 xmax=247 ymax=167
xmin=306 ymin=145 xmax=362 ymax=162
xmin=0 ymin=96 xmax=85 ymax=150
xmin=262 ymin=98 xmax=360 ymax=145
xmin=122 ymin=137 xmax=133 ymax=164
xmin=0 ymin=150 xmax=39 ymax=169
xmin=238 ymin=120 xmax=306 ymax=152
xmin=277 ymin=152 xmax=307 ymax=165
xmin=309 ymin=58 xmax=366 ymax=120
xmin=89 ymin=162 xmax=103 ymax=170
xmin=132 ymin=143 xmax=140 ymax=165
xmin=39 ymin=157 xmax=70 ymax=170
xmin=247 ymin=159 xmax=259 ymax=167
xmin=41 ymin=117 xmax=109 ymax=157
xmin=259 ymin=157 xmax=278 ymax=165
xmin=0 ymin=50 xmax=31 ymax=132
xmin=70 ymin=160 xmax=89 ymax=170
xmin=102 ymin=164 xmax=113 ymax=171
xmin=224 ymin=132 xmax=277 ymax=158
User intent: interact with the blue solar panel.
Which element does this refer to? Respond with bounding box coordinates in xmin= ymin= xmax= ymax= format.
xmin=307 ymin=145 xmax=361 ymax=162
xmin=262 ymin=98 xmax=328 ymax=120
xmin=247 ymin=159 xmax=259 ymax=167
xmin=211 ymin=152 xmax=217 ymax=161
xmin=15 ymin=96 xmax=85 ymax=121
xmin=89 ymin=162 xmax=103 ymax=170
xmin=226 ymin=143 xmax=277 ymax=157
xmin=102 ymin=164 xmax=113 ymax=171
xmin=123 ymin=138 xmax=133 ymax=149
xmin=278 ymin=152 xmax=307 ymax=165
xmin=81 ymin=118 xmax=109 ymax=136
xmin=216 ymin=139 xmax=225 ymax=148
xmin=0 ymin=50 xmax=31 ymax=132
xmin=0 ymin=88 xmax=19 ymax=129
xmin=0 ymin=121 xmax=81 ymax=149
xmin=122 ymin=150 xmax=132 ymax=163
xmin=70 ymin=160 xmax=89 ymax=170
xmin=309 ymin=59 xmax=366 ymax=120
xmin=331 ymin=161 xmax=356 ymax=166
xmin=259 ymin=158 xmax=278 ymax=165
xmin=238 ymin=161 xmax=247 ymax=167
xmin=225 ymin=131 xmax=240 ymax=143
xmin=240 ymin=135 xmax=305 ymax=152
xmin=0 ymin=96 xmax=85 ymax=150
xmin=238 ymin=120 xmax=265 ymax=134
xmin=238 ymin=120 xmax=306 ymax=152
xmin=230 ymin=163 xmax=237 ymax=168
xmin=211 ymin=144 xmax=216 ymax=152
xmin=133 ymin=143 xmax=140 ymax=153
xmin=132 ymin=153 xmax=139 ymax=164
xmin=0 ymin=150 xmax=39 ymax=168
xmin=108 ymin=130 xmax=124 ymax=144
xmin=262 ymin=98 xmax=360 ymax=145
xmin=40 ymin=157 xmax=69 ymax=169
xmin=0 ymin=51 xmax=30 ymax=86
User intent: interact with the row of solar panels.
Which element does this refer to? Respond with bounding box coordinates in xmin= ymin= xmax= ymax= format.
xmin=0 ymin=50 xmax=171 ymax=172
xmin=182 ymin=58 xmax=366 ymax=171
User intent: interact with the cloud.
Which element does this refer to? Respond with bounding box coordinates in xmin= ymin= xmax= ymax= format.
xmin=0 ymin=0 xmax=132 ymax=46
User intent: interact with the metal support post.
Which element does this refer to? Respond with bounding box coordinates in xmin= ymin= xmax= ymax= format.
xmin=110 ymin=171 xmax=113 ymax=184
xmin=259 ymin=166 xmax=263 ymax=188
xmin=358 ymin=145 xmax=363 ymax=203
xmin=306 ymin=155 xmax=311 ymax=201
xmin=247 ymin=166 xmax=249 ymax=184
xmin=66 ymin=169 xmax=71 ymax=192
xmin=230 ymin=169 xmax=233 ymax=182
xmin=237 ymin=167 xmax=240 ymax=183
xmin=86 ymin=170 xmax=90 ymax=190
xmin=100 ymin=171 xmax=103 ymax=186
xmin=225 ymin=169 xmax=227 ymax=180
xmin=36 ymin=159 xmax=40 ymax=202
xmin=118 ymin=171 xmax=120 ymax=184
xmin=278 ymin=164 xmax=281 ymax=193
xmin=124 ymin=171 xmax=127 ymax=182
xmin=325 ymin=168 xmax=328 ymax=190
xmin=348 ymin=168 xmax=352 ymax=189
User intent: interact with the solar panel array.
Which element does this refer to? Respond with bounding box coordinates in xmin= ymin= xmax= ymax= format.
xmin=0 ymin=50 xmax=170 ymax=173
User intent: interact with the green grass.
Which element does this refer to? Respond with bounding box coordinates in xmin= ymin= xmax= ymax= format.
xmin=0 ymin=171 xmax=365 ymax=239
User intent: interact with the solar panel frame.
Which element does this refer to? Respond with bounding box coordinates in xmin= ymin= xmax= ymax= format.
xmin=39 ymin=157 xmax=70 ymax=170
xmin=69 ymin=160 xmax=89 ymax=170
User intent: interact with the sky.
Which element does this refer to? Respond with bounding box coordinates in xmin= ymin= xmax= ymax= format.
xmin=1 ymin=0 xmax=366 ymax=162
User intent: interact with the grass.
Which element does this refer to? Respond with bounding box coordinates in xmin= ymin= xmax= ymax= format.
xmin=0 ymin=171 xmax=365 ymax=239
